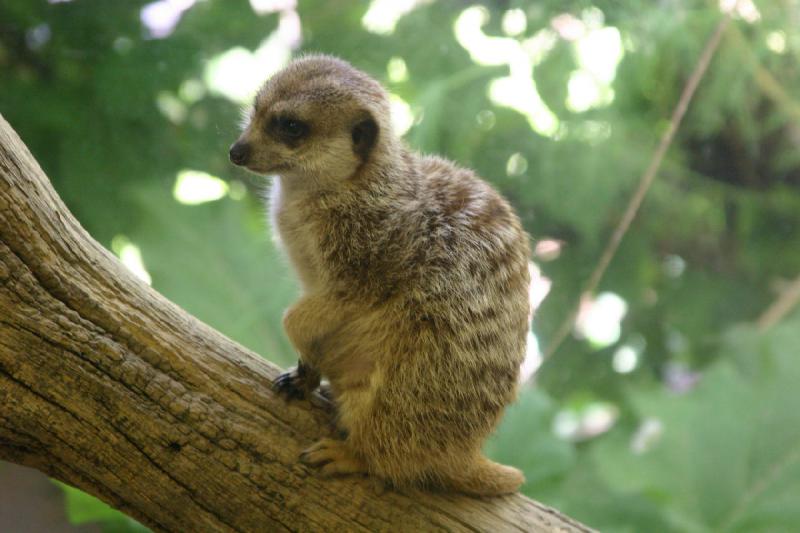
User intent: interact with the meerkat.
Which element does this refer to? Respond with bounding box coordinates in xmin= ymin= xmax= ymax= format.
xmin=229 ymin=54 xmax=531 ymax=496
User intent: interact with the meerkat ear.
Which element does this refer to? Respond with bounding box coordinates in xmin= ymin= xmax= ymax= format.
xmin=351 ymin=114 xmax=379 ymax=162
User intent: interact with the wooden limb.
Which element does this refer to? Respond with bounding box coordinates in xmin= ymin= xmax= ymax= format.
xmin=0 ymin=113 xmax=593 ymax=532
xmin=541 ymin=12 xmax=732 ymax=361
xmin=757 ymin=274 xmax=800 ymax=332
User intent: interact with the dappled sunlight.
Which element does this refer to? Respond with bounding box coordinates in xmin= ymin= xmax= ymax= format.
xmin=455 ymin=5 xmax=624 ymax=135
xmin=766 ymin=31 xmax=787 ymax=54
xmin=249 ymin=0 xmax=295 ymax=16
xmin=203 ymin=9 xmax=300 ymax=104
xmin=520 ymin=331 xmax=542 ymax=383
xmin=663 ymin=254 xmax=686 ymax=278
xmin=455 ymin=6 xmax=523 ymax=66
xmin=574 ymin=25 xmax=623 ymax=85
xmin=501 ymin=9 xmax=527 ymax=37
xmin=575 ymin=292 xmax=628 ymax=348
xmin=455 ymin=6 xmax=560 ymax=139
xmin=25 ymin=24 xmax=51 ymax=50
xmin=228 ymin=180 xmax=247 ymax=201
xmin=488 ymin=55 xmax=560 ymax=138
xmin=389 ymin=93 xmax=414 ymax=136
xmin=613 ymin=334 xmax=645 ymax=374
xmin=719 ymin=0 xmax=760 ymax=22
xmin=204 ymin=47 xmax=267 ymax=103
xmin=529 ymin=261 xmax=552 ymax=317
xmin=156 ymin=91 xmax=187 ymax=124
xmin=140 ymin=0 xmax=196 ymax=39
xmin=521 ymin=262 xmax=552 ymax=383
xmin=564 ymin=10 xmax=623 ymax=113
xmin=173 ymin=170 xmax=229 ymax=204
xmin=362 ymin=0 xmax=430 ymax=35
xmin=475 ymin=109 xmax=496 ymax=130
xmin=554 ymin=402 xmax=619 ymax=441
xmin=505 ymin=152 xmax=528 ymax=176
xmin=386 ymin=56 xmax=409 ymax=83
xmin=179 ymin=79 xmax=206 ymax=103
xmin=533 ymin=239 xmax=563 ymax=262
xmin=111 ymin=235 xmax=152 ymax=285
xmin=612 ymin=344 xmax=639 ymax=373
xmin=630 ymin=418 xmax=663 ymax=454
xmin=551 ymin=13 xmax=584 ymax=41
xmin=567 ymin=71 xmax=605 ymax=113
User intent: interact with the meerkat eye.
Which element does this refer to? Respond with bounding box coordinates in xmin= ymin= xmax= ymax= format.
xmin=271 ymin=116 xmax=309 ymax=142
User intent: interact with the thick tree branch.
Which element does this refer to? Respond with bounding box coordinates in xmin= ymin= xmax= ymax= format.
xmin=0 ymin=114 xmax=592 ymax=532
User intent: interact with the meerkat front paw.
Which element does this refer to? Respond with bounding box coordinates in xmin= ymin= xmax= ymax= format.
xmin=300 ymin=438 xmax=367 ymax=477
xmin=272 ymin=361 xmax=319 ymax=400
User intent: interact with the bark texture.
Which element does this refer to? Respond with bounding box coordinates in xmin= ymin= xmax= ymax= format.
xmin=0 ymin=114 xmax=593 ymax=533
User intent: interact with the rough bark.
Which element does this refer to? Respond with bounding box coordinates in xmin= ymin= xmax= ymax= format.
xmin=0 ymin=113 xmax=593 ymax=533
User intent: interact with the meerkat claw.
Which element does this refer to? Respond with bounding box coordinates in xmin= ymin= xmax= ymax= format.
xmin=300 ymin=438 xmax=368 ymax=477
xmin=299 ymin=438 xmax=338 ymax=465
xmin=271 ymin=371 xmax=305 ymax=400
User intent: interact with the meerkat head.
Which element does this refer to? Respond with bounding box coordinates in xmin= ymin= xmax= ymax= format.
xmin=229 ymin=54 xmax=393 ymax=185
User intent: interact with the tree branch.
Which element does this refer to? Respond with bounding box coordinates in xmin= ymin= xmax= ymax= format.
xmin=757 ymin=274 xmax=800 ymax=332
xmin=541 ymin=11 xmax=733 ymax=361
xmin=0 ymin=114 xmax=592 ymax=532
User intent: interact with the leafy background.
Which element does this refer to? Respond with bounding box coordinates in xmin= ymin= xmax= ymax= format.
xmin=1 ymin=0 xmax=799 ymax=531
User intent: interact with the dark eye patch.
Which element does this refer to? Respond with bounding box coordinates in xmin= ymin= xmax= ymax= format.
xmin=269 ymin=116 xmax=310 ymax=145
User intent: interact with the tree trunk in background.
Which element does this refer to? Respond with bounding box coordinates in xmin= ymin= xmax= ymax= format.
xmin=0 ymin=114 xmax=593 ymax=533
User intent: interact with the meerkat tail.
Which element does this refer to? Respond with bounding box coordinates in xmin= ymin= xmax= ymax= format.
xmin=443 ymin=455 xmax=525 ymax=497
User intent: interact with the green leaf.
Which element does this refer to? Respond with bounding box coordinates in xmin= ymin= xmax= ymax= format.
xmin=588 ymin=317 xmax=800 ymax=532
xmin=60 ymin=483 xmax=149 ymax=532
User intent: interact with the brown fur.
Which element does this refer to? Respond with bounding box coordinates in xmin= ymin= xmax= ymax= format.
xmin=231 ymin=55 xmax=531 ymax=496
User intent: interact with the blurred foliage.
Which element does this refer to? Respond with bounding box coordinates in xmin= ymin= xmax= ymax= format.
xmin=2 ymin=0 xmax=800 ymax=531
xmin=60 ymin=484 xmax=150 ymax=533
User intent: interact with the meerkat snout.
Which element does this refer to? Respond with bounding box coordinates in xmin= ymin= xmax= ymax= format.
xmin=229 ymin=141 xmax=251 ymax=166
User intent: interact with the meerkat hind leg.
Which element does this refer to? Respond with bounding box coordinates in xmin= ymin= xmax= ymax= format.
xmin=300 ymin=438 xmax=368 ymax=477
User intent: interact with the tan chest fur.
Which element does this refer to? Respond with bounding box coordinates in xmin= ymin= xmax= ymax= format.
xmin=269 ymin=178 xmax=323 ymax=293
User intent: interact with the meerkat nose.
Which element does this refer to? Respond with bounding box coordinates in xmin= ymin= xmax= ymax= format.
xmin=229 ymin=141 xmax=251 ymax=166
